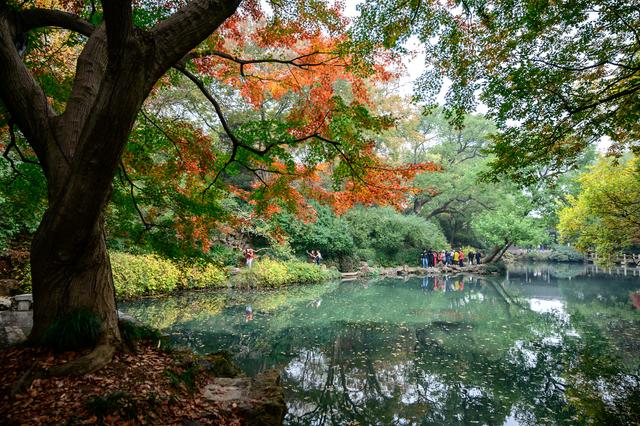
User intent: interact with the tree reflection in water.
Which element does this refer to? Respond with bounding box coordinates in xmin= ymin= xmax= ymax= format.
xmin=120 ymin=263 xmax=640 ymax=425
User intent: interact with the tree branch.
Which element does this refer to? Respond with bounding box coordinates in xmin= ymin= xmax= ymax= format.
xmin=4 ymin=122 xmax=40 ymax=166
xmin=150 ymin=0 xmax=241 ymax=77
xmin=174 ymin=64 xmax=318 ymax=155
xmin=0 ymin=10 xmax=53 ymax=169
xmin=20 ymin=8 xmax=95 ymax=36
xmin=195 ymin=49 xmax=344 ymax=76
xmin=101 ymin=0 xmax=132 ymax=62
xmin=119 ymin=161 xmax=154 ymax=230
xmin=140 ymin=109 xmax=184 ymax=163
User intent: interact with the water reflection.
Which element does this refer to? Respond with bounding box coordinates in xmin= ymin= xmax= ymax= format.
xmin=120 ymin=263 xmax=640 ymax=425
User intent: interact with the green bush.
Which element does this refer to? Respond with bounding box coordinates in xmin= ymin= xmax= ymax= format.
xmin=276 ymin=204 xmax=355 ymax=260
xmin=111 ymin=252 xmax=182 ymax=298
xmin=344 ymin=206 xmax=448 ymax=266
xmin=232 ymin=258 xmax=339 ymax=288
xmin=507 ymin=245 xmax=584 ymax=263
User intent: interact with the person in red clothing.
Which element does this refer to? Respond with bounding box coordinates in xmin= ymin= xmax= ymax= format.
xmin=458 ymin=250 xmax=465 ymax=267
xmin=243 ymin=247 xmax=255 ymax=268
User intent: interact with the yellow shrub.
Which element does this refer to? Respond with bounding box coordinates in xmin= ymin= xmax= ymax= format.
xmin=185 ymin=262 xmax=227 ymax=289
xmin=110 ymin=252 xmax=181 ymax=299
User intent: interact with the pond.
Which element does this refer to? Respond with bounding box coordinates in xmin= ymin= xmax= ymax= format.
xmin=120 ymin=263 xmax=640 ymax=425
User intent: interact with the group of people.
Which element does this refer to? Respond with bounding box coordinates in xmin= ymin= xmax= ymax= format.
xmin=307 ymin=250 xmax=323 ymax=265
xmin=420 ymin=249 xmax=482 ymax=268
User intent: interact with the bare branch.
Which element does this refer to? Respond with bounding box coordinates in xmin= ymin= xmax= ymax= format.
xmin=6 ymin=122 xmax=40 ymax=165
xmin=119 ymin=161 xmax=153 ymax=230
xmin=197 ymin=49 xmax=345 ymax=76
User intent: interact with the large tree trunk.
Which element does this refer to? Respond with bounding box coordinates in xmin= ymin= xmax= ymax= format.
xmin=29 ymin=200 xmax=120 ymax=375
xmin=30 ymin=215 xmax=119 ymax=345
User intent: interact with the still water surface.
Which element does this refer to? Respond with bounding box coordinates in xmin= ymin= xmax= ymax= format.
xmin=121 ymin=263 xmax=640 ymax=425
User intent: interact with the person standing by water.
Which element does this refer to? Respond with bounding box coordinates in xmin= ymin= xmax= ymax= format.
xmin=468 ymin=250 xmax=475 ymax=265
xmin=420 ymin=249 xmax=428 ymax=268
xmin=243 ymin=247 xmax=255 ymax=268
xmin=428 ymin=249 xmax=435 ymax=268
xmin=476 ymin=251 xmax=482 ymax=264
xmin=453 ymin=249 xmax=459 ymax=265
xmin=458 ymin=250 xmax=465 ymax=267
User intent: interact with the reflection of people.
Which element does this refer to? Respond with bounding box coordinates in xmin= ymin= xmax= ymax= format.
xmin=245 ymin=305 xmax=253 ymax=322
xmin=243 ymin=247 xmax=255 ymax=268
xmin=422 ymin=276 xmax=429 ymax=290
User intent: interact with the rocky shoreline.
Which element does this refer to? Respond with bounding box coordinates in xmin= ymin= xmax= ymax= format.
xmin=342 ymin=261 xmax=505 ymax=280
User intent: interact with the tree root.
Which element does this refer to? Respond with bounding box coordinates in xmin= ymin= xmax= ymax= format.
xmin=47 ymin=342 xmax=116 ymax=377
xmin=11 ymin=361 xmax=40 ymax=398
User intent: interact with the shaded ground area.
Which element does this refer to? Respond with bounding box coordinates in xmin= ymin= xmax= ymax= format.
xmin=0 ymin=344 xmax=284 ymax=425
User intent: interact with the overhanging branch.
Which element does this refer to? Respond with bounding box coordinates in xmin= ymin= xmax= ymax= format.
xmin=20 ymin=8 xmax=95 ymax=36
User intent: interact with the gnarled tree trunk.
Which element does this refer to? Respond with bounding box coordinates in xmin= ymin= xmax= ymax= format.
xmin=30 ymin=215 xmax=118 ymax=343
xmin=0 ymin=0 xmax=241 ymax=374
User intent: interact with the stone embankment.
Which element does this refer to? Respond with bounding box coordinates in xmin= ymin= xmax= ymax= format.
xmin=0 ymin=292 xmax=33 ymax=348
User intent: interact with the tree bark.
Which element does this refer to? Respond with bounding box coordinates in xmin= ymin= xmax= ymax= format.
xmin=30 ymin=213 xmax=118 ymax=343
xmin=482 ymin=244 xmax=502 ymax=263
xmin=494 ymin=241 xmax=512 ymax=262
xmin=483 ymin=240 xmax=511 ymax=263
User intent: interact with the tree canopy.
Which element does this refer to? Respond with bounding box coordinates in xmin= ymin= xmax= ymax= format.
xmin=558 ymin=156 xmax=640 ymax=260
xmin=354 ymin=0 xmax=640 ymax=184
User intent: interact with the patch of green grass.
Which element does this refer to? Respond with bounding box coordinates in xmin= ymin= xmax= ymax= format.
xmin=42 ymin=308 xmax=101 ymax=352
xmin=118 ymin=320 xmax=173 ymax=352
